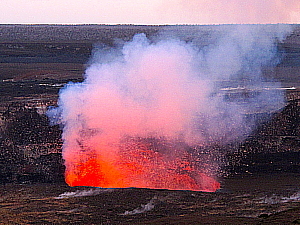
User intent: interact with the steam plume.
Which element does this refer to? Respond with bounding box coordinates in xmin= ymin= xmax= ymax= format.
xmin=48 ymin=25 xmax=291 ymax=192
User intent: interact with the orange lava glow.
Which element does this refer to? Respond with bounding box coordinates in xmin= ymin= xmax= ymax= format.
xmin=65 ymin=140 xmax=220 ymax=192
xmin=56 ymin=34 xmax=225 ymax=192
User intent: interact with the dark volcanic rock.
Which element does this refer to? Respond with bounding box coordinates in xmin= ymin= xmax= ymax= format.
xmin=0 ymin=104 xmax=64 ymax=183
xmin=230 ymin=99 xmax=300 ymax=174
xmin=33 ymin=153 xmax=65 ymax=183
xmin=2 ymin=105 xmax=61 ymax=145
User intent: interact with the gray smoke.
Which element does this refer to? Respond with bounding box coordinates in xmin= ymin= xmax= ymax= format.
xmin=47 ymin=24 xmax=292 ymax=190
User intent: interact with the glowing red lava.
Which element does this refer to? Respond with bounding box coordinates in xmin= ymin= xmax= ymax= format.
xmin=50 ymin=28 xmax=290 ymax=194
xmin=65 ymin=139 xmax=220 ymax=192
xmin=56 ymin=33 xmax=224 ymax=192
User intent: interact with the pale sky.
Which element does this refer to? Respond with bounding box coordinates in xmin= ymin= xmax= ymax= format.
xmin=1 ymin=0 xmax=300 ymax=25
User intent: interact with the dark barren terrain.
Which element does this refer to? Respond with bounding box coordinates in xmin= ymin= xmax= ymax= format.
xmin=0 ymin=24 xmax=299 ymax=224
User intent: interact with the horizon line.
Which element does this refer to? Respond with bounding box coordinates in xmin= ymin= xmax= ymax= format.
xmin=0 ymin=22 xmax=299 ymax=26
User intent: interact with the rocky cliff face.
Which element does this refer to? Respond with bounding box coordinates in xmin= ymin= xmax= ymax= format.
xmin=230 ymin=99 xmax=300 ymax=174
xmin=0 ymin=98 xmax=299 ymax=183
xmin=0 ymin=25 xmax=299 ymax=183
xmin=0 ymin=105 xmax=64 ymax=183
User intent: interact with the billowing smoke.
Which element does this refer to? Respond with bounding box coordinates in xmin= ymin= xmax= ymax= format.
xmin=48 ymin=24 xmax=291 ymax=192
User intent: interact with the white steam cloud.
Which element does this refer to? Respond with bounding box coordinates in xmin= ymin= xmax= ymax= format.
xmin=48 ymin=25 xmax=292 ymax=190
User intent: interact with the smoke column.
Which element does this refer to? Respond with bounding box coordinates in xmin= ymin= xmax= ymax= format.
xmin=48 ymin=25 xmax=291 ymax=192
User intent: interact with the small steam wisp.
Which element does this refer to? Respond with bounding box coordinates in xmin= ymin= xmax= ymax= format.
xmin=48 ymin=25 xmax=291 ymax=192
